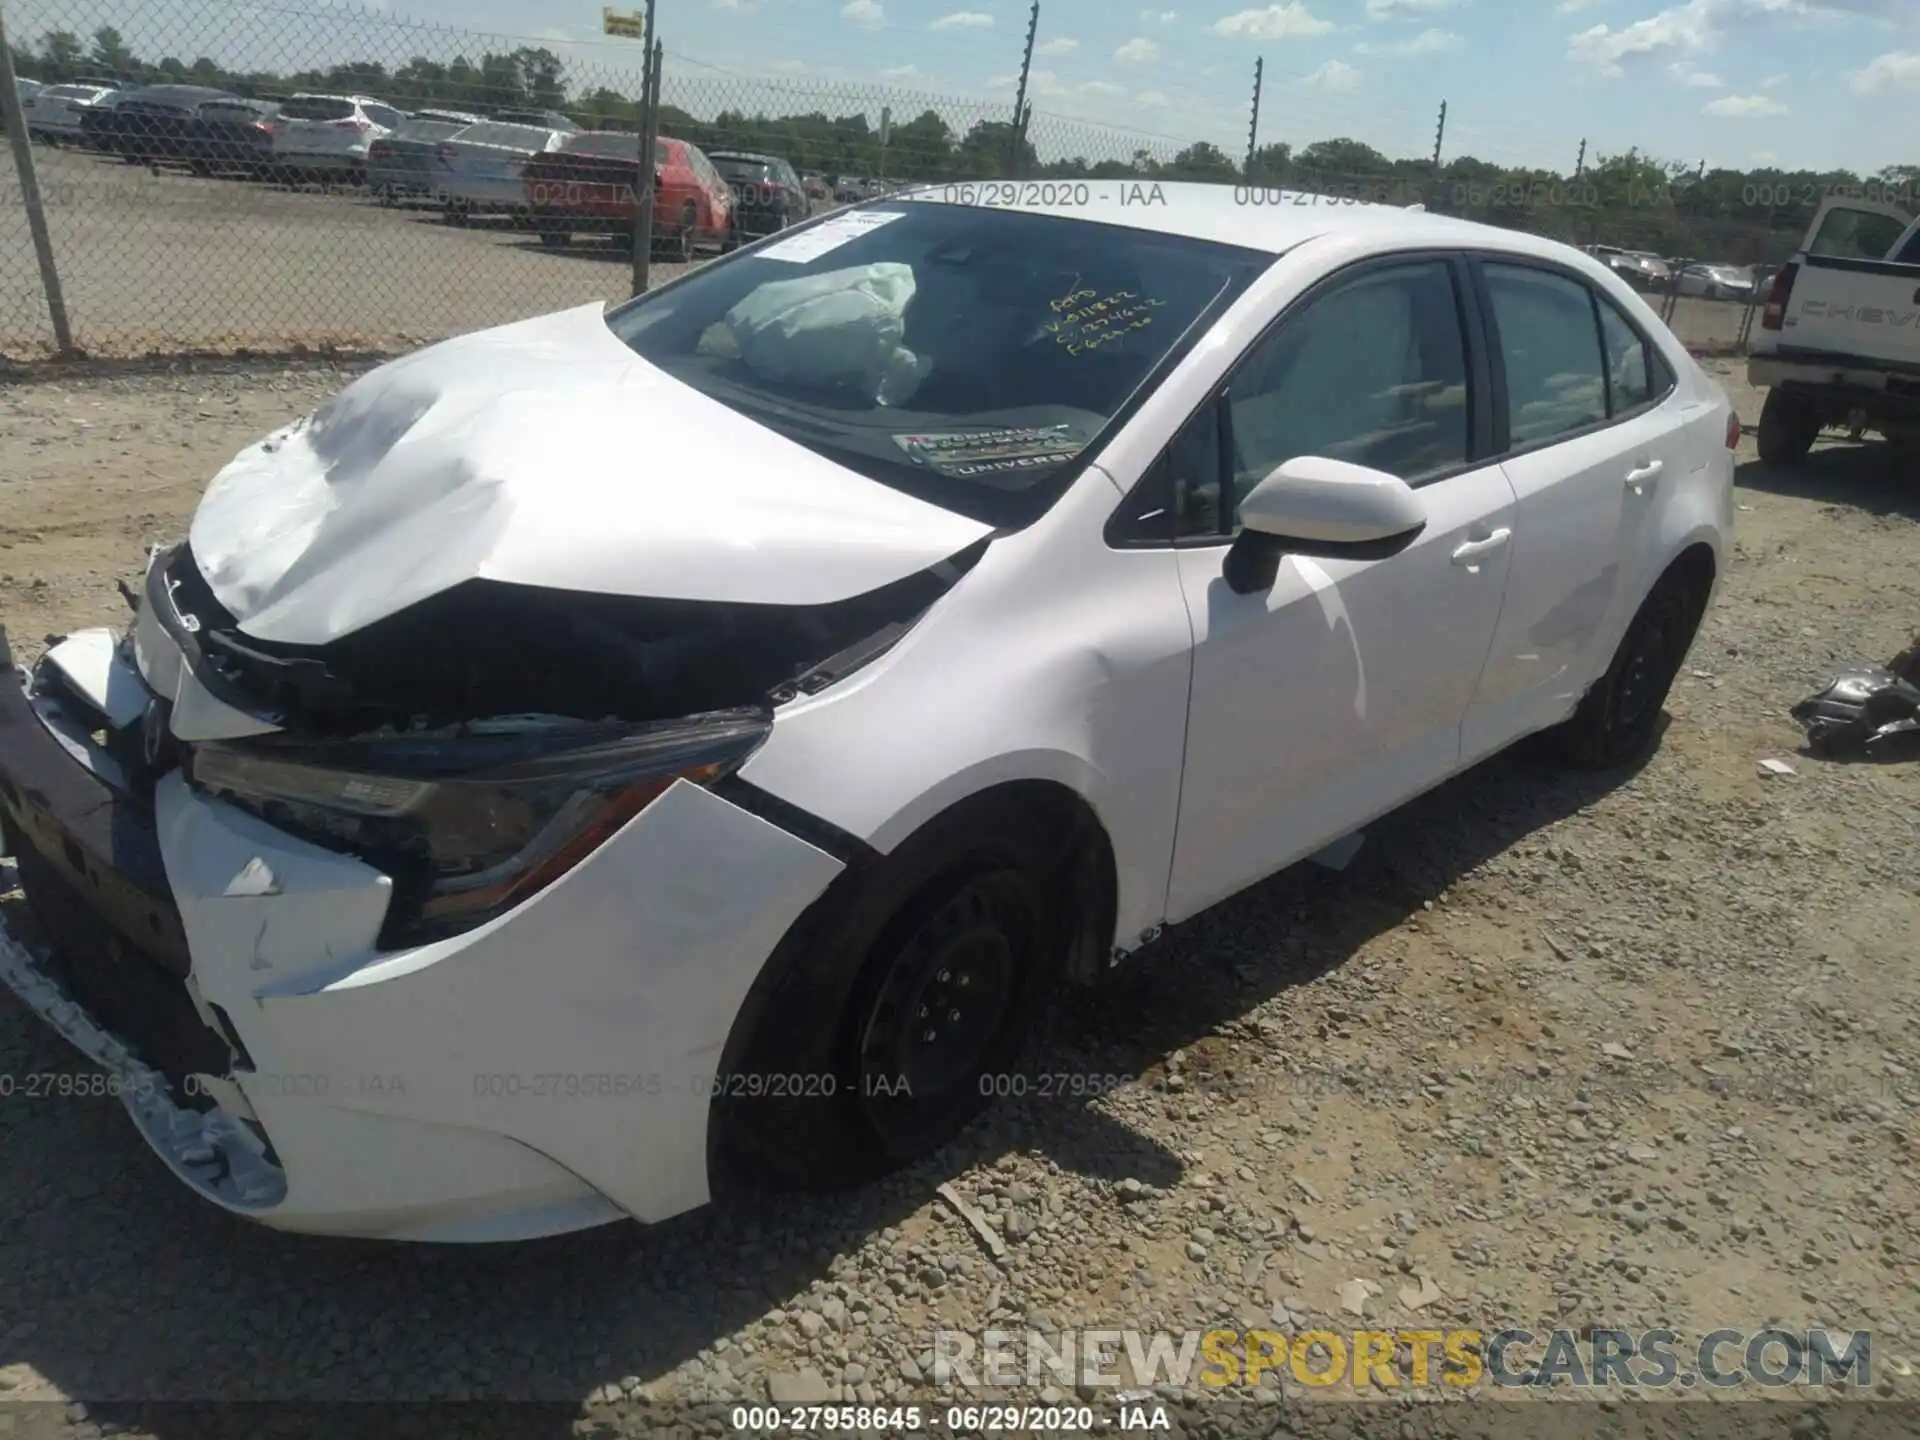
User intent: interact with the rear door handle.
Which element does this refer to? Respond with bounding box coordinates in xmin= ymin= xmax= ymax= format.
xmin=1451 ymin=528 xmax=1512 ymax=568
xmin=1625 ymin=459 xmax=1664 ymax=493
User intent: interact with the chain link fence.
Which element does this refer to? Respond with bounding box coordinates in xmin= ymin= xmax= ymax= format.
xmin=3 ymin=0 xmax=1900 ymax=364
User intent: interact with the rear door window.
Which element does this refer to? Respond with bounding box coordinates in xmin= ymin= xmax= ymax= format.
xmin=1483 ymin=264 xmax=1608 ymax=448
xmin=280 ymin=96 xmax=355 ymax=121
xmin=364 ymin=103 xmax=405 ymax=129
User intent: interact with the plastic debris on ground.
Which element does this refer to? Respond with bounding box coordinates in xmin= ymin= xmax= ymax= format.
xmin=1789 ymin=634 xmax=1920 ymax=762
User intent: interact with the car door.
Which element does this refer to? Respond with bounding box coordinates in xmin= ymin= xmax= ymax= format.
xmin=1157 ymin=254 xmax=1519 ymax=924
xmin=1459 ymin=258 xmax=1697 ymax=762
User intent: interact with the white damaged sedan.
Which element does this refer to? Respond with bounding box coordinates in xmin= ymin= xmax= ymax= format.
xmin=0 ymin=186 xmax=1736 ymax=1241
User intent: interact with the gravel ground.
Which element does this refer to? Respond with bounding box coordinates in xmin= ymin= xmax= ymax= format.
xmin=0 ymin=361 xmax=1916 ymax=1438
xmin=3 ymin=142 xmax=1756 ymax=362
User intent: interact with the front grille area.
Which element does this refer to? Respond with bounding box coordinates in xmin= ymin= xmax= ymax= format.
xmin=13 ymin=840 xmax=228 ymax=1110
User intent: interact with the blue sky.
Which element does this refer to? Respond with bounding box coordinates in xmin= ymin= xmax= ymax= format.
xmin=22 ymin=0 xmax=1920 ymax=171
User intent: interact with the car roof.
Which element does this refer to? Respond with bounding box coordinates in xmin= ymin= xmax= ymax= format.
xmin=885 ymin=180 xmax=1592 ymax=261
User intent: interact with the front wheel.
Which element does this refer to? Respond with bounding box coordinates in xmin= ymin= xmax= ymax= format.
xmin=714 ymin=793 xmax=1075 ymax=1191
xmin=1756 ymin=390 xmax=1822 ymax=465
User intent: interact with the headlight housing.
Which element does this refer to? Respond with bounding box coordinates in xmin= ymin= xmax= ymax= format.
xmin=186 ymin=708 xmax=771 ymax=946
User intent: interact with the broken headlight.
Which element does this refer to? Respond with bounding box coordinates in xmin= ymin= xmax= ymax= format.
xmin=186 ymin=709 xmax=771 ymax=946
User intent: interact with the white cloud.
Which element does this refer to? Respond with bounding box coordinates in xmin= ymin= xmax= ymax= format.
xmin=1138 ymin=7 xmax=1179 ymax=18
xmin=1703 ymin=91 xmax=1790 ymax=114
xmin=1569 ymin=0 xmax=1904 ymax=77
xmin=878 ymin=62 xmax=924 ymax=80
xmin=1355 ymin=25 xmax=1461 ymax=53
xmin=1210 ymin=2 xmax=1337 ymax=39
xmin=1557 ymin=0 xmax=1604 ymax=9
xmin=1116 ymin=36 xmax=1162 ymax=60
xmin=1303 ymin=57 xmax=1363 ymax=89
xmin=1751 ymin=148 xmax=1778 ymax=162
xmin=1081 ymin=79 xmax=1127 ymax=93
xmin=1036 ymin=35 xmax=1079 ymax=54
xmin=1849 ymin=50 xmax=1920 ymax=91
xmin=1760 ymin=71 xmax=1787 ymax=86
xmin=1136 ymin=88 xmax=1172 ymax=103
xmin=930 ymin=9 xmax=992 ymax=26
xmin=1667 ymin=60 xmax=1725 ymax=84
xmin=1365 ymin=0 xmax=1458 ymax=16
xmin=841 ymin=0 xmax=885 ymax=25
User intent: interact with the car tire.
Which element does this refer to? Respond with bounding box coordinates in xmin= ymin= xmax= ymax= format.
xmin=1552 ymin=559 xmax=1711 ymax=771
xmin=1757 ymin=390 xmax=1822 ymax=465
xmin=537 ymin=229 xmax=569 ymax=248
xmin=713 ymin=791 xmax=1080 ymax=1192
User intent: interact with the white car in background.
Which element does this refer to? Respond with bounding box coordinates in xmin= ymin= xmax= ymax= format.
xmin=21 ymin=81 xmax=121 ymax=140
xmin=1673 ymin=262 xmax=1756 ymax=301
xmin=270 ymin=92 xmax=406 ymax=180
xmin=429 ymin=118 xmax=570 ymax=222
xmin=0 ymin=186 xmax=1735 ymax=1242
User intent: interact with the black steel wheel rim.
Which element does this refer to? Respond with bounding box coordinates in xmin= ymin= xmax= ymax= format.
xmin=856 ymin=874 xmax=1028 ymax=1147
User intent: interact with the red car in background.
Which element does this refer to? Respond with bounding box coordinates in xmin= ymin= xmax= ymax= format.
xmin=523 ymin=132 xmax=733 ymax=259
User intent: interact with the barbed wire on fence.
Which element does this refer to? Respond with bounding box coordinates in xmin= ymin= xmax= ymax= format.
xmin=3 ymin=0 xmax=1912 ymax=361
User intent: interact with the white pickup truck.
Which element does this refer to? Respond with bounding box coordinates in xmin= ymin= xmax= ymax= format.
xmin=1748 ymin=195 xmax=1920 ymax=463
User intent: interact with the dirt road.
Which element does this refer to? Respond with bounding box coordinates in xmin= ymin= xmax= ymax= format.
xmin=0 ymin=361 xmax=1915 ymax=1433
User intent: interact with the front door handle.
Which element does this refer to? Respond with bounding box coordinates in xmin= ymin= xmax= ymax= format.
xmin=1451 ymin=528 xmax=1512 ymax=569
xmin=1625 ymin=459 xmax=1664 ymax=494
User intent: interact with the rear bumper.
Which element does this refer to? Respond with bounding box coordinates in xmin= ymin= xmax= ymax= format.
xmin=0 ymin=557 xmax=846 ymax=1241
xmin=1749 ymin=354 xmax=1920 ymax=415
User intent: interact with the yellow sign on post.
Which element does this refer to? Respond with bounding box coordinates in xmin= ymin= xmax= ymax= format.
xmin=602 ymin=7 xmax=645 ymax=37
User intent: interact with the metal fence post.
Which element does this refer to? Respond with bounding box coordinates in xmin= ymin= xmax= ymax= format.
xmin=0 ymin=1 xmax=76 ymax=357
xmin=631 ymin=33 xmax=662 ymax=296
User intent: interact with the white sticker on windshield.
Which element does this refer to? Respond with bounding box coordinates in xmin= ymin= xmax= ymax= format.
xmin=756 ymin=209 xmax=907 ymax=264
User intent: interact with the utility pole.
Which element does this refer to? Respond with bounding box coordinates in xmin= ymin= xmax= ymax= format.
xmin=1430 ymin=99 xmax=1446 ymax=171
xmin=0 ymin=2 xmax=75 ymax=356
xmin=1245 ymin=57 xmax=1263 ymax=178
xmin=1574 ymin=137 xmax=1586 ymax=178
xmin=1010 ymin=0 xmax=1038 ymax=179
xmin=631 ymin=35 xmax=662 ymax=296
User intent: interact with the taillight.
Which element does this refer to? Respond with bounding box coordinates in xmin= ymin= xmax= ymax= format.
xmin=1725 ymin=411 xmax=1742 ymax=450
xmin=1761 ymin=262 xmax=1798 ymax=331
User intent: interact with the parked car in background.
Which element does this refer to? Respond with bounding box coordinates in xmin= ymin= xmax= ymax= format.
xmin=15 ymin=76 xmax=42 ymax=102
xmin=432 ymin=119 xmax=571 ymax=224
xmin=1673 ymin=262 xmax=1756 ymax=301
xmin=707 ymin=149 xmax=807 ymax=240
xmin=491 ymin=107 xmax=580 ymax=133
xmin=1749 ymin=195 xmax=1920 ymax=463
xmin=522 ymin=131 xmax=732 ymax=259
xmin=80 ymin=85 xmax=239 ymax=164
xmin=833 ymin=174 xmax=865 ymax=203
xmin=367 ymin=109 xmax=482 ymax=202
xmin=801 ymin=170 xmax=829 ymax=204
xmin=21 ymin=82 xmax=121 ymax=142
xmin=175 ymin=98 xmax=281 ymax=177
xmin=270 ymin=93 xmax=406 ymax=181
xmin=1586 ymin=245 xmax=1672 ymax=291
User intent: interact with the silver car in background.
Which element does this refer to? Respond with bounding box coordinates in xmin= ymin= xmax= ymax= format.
xmin=367 ymin=109 xmax=482 ymax=203
xmin=21 ymin=81 xmax=121 ymax=141
xmin=429 ymin=119 xmax=570 ymax=223
xmin=1673 ymin=262 xmax=1757 ymax=301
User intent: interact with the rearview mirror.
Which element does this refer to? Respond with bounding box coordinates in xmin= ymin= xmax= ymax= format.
xmin=1225 ymin=456 xmax=1429 ymax=595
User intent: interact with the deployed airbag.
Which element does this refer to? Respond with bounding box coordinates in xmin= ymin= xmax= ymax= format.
xmin=725 ymin=263 xmax=930 ymax=406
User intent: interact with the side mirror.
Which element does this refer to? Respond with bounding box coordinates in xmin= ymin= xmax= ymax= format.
xmin=1225 ymin=455 xmax=1429 ymax=595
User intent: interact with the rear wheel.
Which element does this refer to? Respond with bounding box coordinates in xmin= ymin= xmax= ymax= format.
xmin=1757 ymin=389 xmax=1822 ymax=465
xmin=1553 ymin=560 xmax=1712 ymax=771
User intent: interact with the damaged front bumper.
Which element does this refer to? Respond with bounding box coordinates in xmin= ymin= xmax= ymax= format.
xmin=0 ymin=550 xmax=846 ymax=1241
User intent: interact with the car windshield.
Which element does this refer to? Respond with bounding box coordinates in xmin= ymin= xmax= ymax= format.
xmin=458 ymin=121 xmax=552 ymax=150
xmin=563 ymin=130 xmax=641 ymax=156
xmin=281 ymin=96 xmax=355 ymax=121
xmin=604 ymin=202 xmax=1273 ymax=526
xmin=712 ymin=156 xmax=776 ymax=181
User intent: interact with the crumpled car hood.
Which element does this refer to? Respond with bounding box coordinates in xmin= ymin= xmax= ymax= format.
xmin=188 ymin=301 xmax=993 ymax=646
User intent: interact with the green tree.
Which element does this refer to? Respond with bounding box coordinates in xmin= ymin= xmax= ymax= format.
xmin=89 ymin=25 xmax=136 ymax=79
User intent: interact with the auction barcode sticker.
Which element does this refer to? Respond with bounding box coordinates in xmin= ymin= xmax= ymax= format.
xmin=756 ymin=209 xmax=907 ymax=263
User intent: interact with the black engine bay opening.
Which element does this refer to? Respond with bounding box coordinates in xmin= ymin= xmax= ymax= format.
xmin=159 ymin=538 xmax=990 ymax=737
